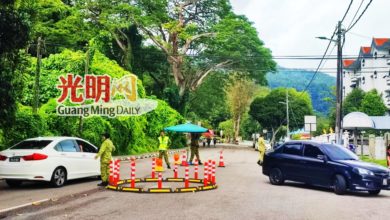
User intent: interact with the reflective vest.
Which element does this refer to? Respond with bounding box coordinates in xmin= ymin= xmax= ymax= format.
xmin=158 ymin=136 xmax=170 ymax=150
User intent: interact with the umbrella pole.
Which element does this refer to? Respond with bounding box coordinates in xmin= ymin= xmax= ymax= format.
xmin=354 ymin=128 xmax=358 ymax=147
xmin=361 ymin=133 xmax=364 ymax=159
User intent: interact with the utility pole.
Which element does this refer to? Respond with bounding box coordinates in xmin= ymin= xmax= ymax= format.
xmin=279 ymin=90 xmax=289 ymax=140
xmin=335 ymin=21 xmax=343 ymax=144
xmin=286 ymin=90 xmax=289 ymax=140
xmin=79 ymin=46 xmax=89 ymax=136
xmin=33 ymin=37 xmax=42 ymax=114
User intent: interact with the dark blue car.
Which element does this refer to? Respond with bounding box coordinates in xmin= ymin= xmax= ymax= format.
xmin=262 ymin=140 xmax=390 ymax=195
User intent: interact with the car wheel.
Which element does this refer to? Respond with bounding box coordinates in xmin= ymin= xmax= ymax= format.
xmin=5 ymin=179 xmax=23 ymax=188
xmin=269 ymin=168 xmax=284 ymax=185
xmin=333 ymin=174 xmax=347 ymax=195
xmin=368 ymin=189 xmax=381 ymax=195
xmin=51 ymin=167 xmax=67 ymax=187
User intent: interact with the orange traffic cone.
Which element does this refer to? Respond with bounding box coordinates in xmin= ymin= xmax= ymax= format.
xmin=109 ymin=160 xmax=115 ymax=185
xmin=155 ymin=158 xmax=164 ymax=172
xmin=174 ymin=153 xmax=181 ymax=165
xmin=218 ymin=151 xmax=225 ymax=167
xmin=181 ymin=150 xmax=188 ymax=166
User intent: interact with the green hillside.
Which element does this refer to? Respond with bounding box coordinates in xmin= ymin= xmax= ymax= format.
xmin=266 ymin=67 xmax=336 ymax=115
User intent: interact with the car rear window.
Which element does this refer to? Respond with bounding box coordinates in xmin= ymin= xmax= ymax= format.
xmin=11 ymin=140 xmax=52 ymax=150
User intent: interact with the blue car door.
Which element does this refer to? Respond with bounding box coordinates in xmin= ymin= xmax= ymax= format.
xmin=301 ymin=144 xmax=332 ymax=186
xmin=279 ymin=143 xmax=304 ymax=181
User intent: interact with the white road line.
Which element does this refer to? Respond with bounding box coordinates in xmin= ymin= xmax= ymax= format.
xmin=0 ymin=198 xmax=50 ymax=213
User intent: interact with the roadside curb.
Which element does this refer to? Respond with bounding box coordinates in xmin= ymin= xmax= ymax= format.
xmin=0 ymin=198 xmax=50 ymax=214
xmin=0 ymin=188 xmax=100 ymax=216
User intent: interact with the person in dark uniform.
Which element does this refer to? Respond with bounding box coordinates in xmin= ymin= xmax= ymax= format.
xmin=188 ymin=133 xmax=203 ymax=165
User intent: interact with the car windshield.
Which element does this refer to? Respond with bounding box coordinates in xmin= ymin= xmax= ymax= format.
xmin=323 ymin=144 xmax=358 ymax=161
xmin=11 ymin=140 xmax=52 ymax=150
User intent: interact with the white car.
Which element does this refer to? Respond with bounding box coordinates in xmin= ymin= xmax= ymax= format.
xmin=0 ymin=137 xmax=100 ymax=187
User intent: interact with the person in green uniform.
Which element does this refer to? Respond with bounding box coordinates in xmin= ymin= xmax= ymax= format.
xmin=95 ymin=133 xmax=115 ymax=186
xmin=158 ymin=131 xmax=171 ymax=169
xmin=188 ymin=133 xmax=203 ymax=165
xmin=257 ymin=135 xmax=266 ymax=166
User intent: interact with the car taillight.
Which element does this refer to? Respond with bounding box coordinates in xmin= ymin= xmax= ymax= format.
xmin=23 ymin=153 xmax=48 ymax=161
xmin=0 ymin=155 xmax=7 ymax=161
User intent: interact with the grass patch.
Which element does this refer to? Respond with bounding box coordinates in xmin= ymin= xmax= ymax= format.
xmin=360 ymin=155 xmax=388 ymax=167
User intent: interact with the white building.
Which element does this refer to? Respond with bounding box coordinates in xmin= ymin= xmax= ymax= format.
xmin=343 ymin=38 xmax=390 ymax=111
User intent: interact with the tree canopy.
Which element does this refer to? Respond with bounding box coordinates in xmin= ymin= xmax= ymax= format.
xmin=132 ymin=0 xmax=275 ymax=96
xmin=360 ymin=89 xmax=387 ymax=116
xmin=249 ymin=88 xmax=314 ymax=143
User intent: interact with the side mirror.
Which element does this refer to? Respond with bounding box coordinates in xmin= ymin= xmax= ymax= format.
xmin=317 ymin=154 xmax=327 ymax=162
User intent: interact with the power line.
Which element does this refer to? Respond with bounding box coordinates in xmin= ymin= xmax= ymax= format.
xmin=341 ymin=0 xmax=354 ymax=23
xmin=345 ymin=0 xmax=373 ymax=32
xmin=347 ymin=0 xmax=365 ymax=30
xmin=296 ymin=27 xmax=337 ymax=96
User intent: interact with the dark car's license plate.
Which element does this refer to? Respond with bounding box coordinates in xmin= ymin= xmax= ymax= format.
xmin=9 ymin=157 xmax=20 ymax=162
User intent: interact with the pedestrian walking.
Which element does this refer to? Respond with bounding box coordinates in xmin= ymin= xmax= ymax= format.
xmin=213 ymin=136 xmax=217 ymax=147
xmin=257 ymin=135 xmax=266 ymax=166
xmin=207 ymin=136 xmax=211 ymax=147
xmin=95 ymin=133 xmax=116 ymax=186
xmin=387 ymin=144 xmax=390 ymax=168
xmin=158 ymin=131 xmax=171 ymax=169
xmin=188 ymin=133 xmax=203 ymax=165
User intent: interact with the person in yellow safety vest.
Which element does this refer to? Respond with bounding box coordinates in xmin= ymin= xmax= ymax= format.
xmin=95 ymin=133 xmax=116 ymax=187
xmin=257 ymin=135 xmax=266 ymax=166
xmin=158 ymin=131 xmax=171 ymax=169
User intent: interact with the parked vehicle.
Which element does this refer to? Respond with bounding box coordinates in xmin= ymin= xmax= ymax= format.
xmin=0 ymin=137 xmax=100 ymax=187
xmin=262 ymin=140 xmax=390 ymax=195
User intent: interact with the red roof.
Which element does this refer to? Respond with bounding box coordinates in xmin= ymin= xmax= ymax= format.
xmin=361 ymin=46 xmax=371 ymax=54
xmin=373 ymin=38 xmax=389 ymax=47
xmin=343 ymin=59 xmax=355 ymax=67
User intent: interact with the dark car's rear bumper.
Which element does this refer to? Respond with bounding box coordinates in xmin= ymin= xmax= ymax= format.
xmin=350 ymin=175 xmax=390 ymax=191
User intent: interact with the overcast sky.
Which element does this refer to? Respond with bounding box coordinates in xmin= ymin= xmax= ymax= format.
xmin=230 ymin=0 xmax=390 ymax=76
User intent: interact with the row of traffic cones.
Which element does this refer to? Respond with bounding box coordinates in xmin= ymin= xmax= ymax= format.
xmin=176 ymin=150 xmax=225 ymax=167
xmin=108 ymin=150 xmax=226 ymax=187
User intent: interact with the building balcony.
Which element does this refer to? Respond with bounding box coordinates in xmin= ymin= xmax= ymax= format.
xmin=351 ymin=76 xmax=359 ymax=83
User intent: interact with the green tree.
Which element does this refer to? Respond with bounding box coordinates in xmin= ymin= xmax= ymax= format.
xmin=240 ymin=113 xmax=261 ymax=140
xmin=343 ymin=88 xmax=365 ymax=115
xmin=80 ymin=0 xmax=144 ymax=71
xmin=249 ymin=88 xmax=314 ymax=144
xmin=218 ymin=119 xmax=234 ymax=143
xmin=132 ymin=0 xmax=275 ymax=97
xmin=0 ymin=0 xmax=30 ymax=129
xmin=360 ymin=89 xmax=387 ymax=116
xmin=187 ymin=71 xmax=230 ymax=128
xmin=225 ymin=75 xmax=256 ymax=142
xmin=25 ymin=0 xmax=92 ymax=55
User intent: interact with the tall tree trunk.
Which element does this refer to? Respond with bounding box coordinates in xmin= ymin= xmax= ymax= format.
xmin=234 ymin=115 xmax=241 ymax=144
xmin=271 ymin=127 xmax=276 ymax=146
xmin=271 ymin=126 xmax=282 ymax=147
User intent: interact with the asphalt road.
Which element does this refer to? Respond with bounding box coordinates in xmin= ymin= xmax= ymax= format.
xmin=1 ymin=147 xmax=390 ymax=220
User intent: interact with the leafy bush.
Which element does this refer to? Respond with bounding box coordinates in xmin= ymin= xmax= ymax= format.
xmin=3 ymin=107 xmax=49 ymax=147
xmin=3 ymin=49 xmax=185 ymax=153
